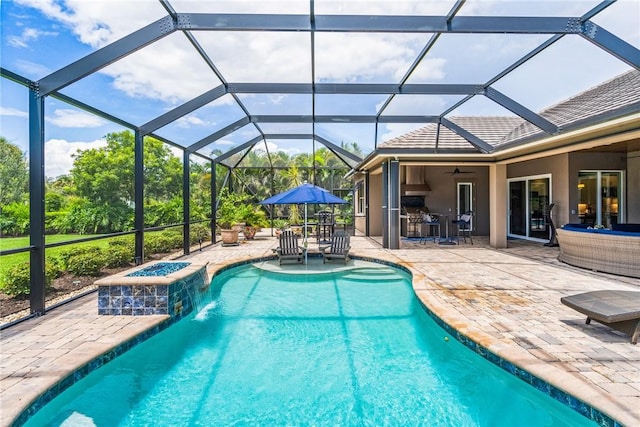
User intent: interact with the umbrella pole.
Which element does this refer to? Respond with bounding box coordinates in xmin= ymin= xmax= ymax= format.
xmin=304 ymin=203 xmax=308 ymax=264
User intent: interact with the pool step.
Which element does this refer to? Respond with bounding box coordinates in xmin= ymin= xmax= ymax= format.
xmin=341 ymin=268 xmax=404 ymax=283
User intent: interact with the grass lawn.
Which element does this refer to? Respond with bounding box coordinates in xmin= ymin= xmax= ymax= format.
xmin=0 ymin=234 xmax=109 ymax=276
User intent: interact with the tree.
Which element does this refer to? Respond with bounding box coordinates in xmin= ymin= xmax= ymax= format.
xmin=0 ymin=137 xmax=29 ymax=206
xmin=71 ymin=130 xmax=182 ymax=206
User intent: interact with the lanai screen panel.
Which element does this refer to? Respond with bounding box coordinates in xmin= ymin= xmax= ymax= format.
xmin=59 ymin=33 xmax=223 ymax=127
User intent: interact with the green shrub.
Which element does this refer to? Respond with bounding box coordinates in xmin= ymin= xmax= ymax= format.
xmin=66 ymin=252 xmax=105 ymax=276
xmin=190 ymin=223 xmax=211 ymax=244
xmin=58 ymin=245 xmax=103 ymax=270
xmin=160 ymin=229 xmax=183 ymax=249
xmin=0 ymin=259 xmax=57 ymax=297
xmin=103 ymin=245 xmax=134 ymax=268
xmin=109 ymin=236 xmax=134 ymax=248
xmin=145 ymin=234 xmax=175 ymax=254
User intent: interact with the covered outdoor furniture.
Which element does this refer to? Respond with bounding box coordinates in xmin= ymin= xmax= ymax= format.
xmin=275 ymin=230 xmax=304 ymax=265
xmin=561 ymin=290 xmax=640 ymax=344
xmin=452 ymin=212 xmax=473 ymax=244
xmin=321 ymin=231 xmax=351 ymax=264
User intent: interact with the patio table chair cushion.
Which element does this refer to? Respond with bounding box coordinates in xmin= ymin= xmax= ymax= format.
xmin=560 ymin=290 xmax=640 ymax=344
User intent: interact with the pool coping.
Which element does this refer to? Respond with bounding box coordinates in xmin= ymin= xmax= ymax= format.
xmin=7 ymin=253 xmax=629 ymax=427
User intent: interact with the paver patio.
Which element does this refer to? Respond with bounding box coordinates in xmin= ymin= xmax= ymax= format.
xmin=1 ymin=233 xmax=638 ymax=426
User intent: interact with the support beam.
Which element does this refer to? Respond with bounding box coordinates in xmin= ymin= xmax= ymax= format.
xmin=134 ymin=131 xmax=145 ymax=265
xmin=174 ymin=13 xmax=589 ymax=34
xmin=188 ymin=117 xmax=251 ymax=152
xmin=388 ymin=160 xmax=400 ymax=250
xmin=227 ymin=82 xmax=482 ymax=95
xmin=485 ymin=87 xmax=558 ymax=134
xmin=38 ymin=16 xmax=176 ymax=95
xmin=214 ymin=136 xmax=262 ymax=163
xmin=211 ymin=161 xmax=217 ymax=244
xmin=28 ymin=88 xmax=46 ymax=315
xmin=183 ymin=150 xmax=191 ymax=255
xmin=581 ymin=21 xmax=640 ymax=69
xmin=441 ymin=118 xmax=495 ymax=154
xmin=489 ymin=163 xmax=508 ymax=248
xmin=314 ymin=135 xmax=363 ymax=164
xmin=382 ymin=162 xmax=389 ymax=249
xmin=140 ymin=85 xmax=228 ymax=134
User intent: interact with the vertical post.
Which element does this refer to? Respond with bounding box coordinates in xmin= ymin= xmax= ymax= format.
xmin=389 ymin=159 xmax=400 ymax=249
xmin=489 ymin=163 xmax=508 ymax=248
xmin=382 ymin=162 xmax=388 ymax=248
xmin=211 ymin=160 xmax=217 ymax=244
xmin=183 ymin=150 xmax=190 ymax=255
xmin=29 ymin=86 xmax=45 ymax=314
xmin=365 ymin=172 xmax=370 ymax=237
xmin=134 ymin=131 xmax=144 ymax=265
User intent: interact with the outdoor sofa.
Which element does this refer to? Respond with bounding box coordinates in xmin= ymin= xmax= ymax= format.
xmin=556 ymin=224 xmax=640 ymax=278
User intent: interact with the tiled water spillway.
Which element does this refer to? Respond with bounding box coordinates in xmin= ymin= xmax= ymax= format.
xmin=96 ymin=261 xmax=209 ymax=317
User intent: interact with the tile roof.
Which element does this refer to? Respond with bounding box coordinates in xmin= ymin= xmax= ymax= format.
xmin=378 ymin=69 xmax=640 ymax=152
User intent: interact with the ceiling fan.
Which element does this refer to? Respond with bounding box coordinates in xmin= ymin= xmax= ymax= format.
xmin=445 ymin=167 xmax=475 ymax=175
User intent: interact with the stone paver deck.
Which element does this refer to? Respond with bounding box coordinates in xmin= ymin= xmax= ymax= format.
xmin=1 ymin=233 xmax=639 ymax=426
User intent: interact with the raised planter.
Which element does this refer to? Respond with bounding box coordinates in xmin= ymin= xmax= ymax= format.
xmin=557 ymin=225 xmax=640 ymax=278
xmin=95 ymin=261 xmax=209 ymax=317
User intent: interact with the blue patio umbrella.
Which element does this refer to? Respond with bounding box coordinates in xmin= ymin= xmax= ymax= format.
xmin=259 ymin=182 xmax=348 ymax=262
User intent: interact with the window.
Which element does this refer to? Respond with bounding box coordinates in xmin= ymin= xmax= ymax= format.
xmin=578 ymin=171 xmax=623 ymax=228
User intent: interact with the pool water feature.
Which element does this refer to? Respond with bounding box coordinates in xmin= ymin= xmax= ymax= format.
xmin=95 ymin=261 xmax=208 ymax=316
xmin=26 ymin=262 xmax=603 ymax=426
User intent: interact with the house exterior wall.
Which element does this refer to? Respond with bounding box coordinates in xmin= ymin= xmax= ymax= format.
xmin=367 ymin=172 xmax=383 ymax=236
xmin=508 ymin=154 xmax=570 ymax=227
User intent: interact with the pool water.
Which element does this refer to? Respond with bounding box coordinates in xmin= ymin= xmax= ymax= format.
xmin=125 ymin=261 xmax=191 ymax=277
xmin=25 ymin=263 xmax=598 ymax=426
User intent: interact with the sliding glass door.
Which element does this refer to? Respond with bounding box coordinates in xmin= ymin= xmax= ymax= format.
xmin=508 ymin=175 xmax=551 ymax=241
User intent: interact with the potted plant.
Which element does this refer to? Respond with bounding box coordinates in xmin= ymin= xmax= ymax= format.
xmin=217 ymin=190 xmax=245 ymax=245
xmin=273 ymin=219 xmax=290 ymax=235
xmin=240 ymin=205 xmax=268 ymax=240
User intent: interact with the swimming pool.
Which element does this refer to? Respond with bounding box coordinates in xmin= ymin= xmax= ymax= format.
xmin=24 ymin=262 xmax=601 ymax=426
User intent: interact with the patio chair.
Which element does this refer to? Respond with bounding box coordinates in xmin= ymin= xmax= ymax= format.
xmin=321 ymin=230 xmax=351 ymax=264
xmin=275 ymin=229 xmax=304 ymax=265
xmin=560 ymin=290 xmax=640 ymax=344
xmin=452 ymin=212 xmax=473 ymax=244
xmin=421 ymin=213 xmax=441 ymax=244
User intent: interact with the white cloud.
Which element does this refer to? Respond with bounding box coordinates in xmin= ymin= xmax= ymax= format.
xmin=0 ymin=107 xmax=28 ymax=118
xmin=315 ymin=33 xmax=425 ymax=83
xmin=176 ymin=115 xmax=213 ymax=128
xmin=17 ymin=0 xmax=166 ymax=48
xmin=8 ymin=27 xmax=58 ymax=48
xmin=46 ymin=109 xmax=107 ymax=128
xmin=44 ymin=138 xmax=107 ymax=178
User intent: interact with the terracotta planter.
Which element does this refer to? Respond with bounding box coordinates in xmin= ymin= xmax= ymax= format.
xmin=244 ymin=226 xmax=257 ymax=240
xmin=220 ymin=229 xmax=239 ymax=245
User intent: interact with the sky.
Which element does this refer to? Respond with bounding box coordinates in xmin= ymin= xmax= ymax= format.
xmin=1 ymin=0 xmax=638 ymax=178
